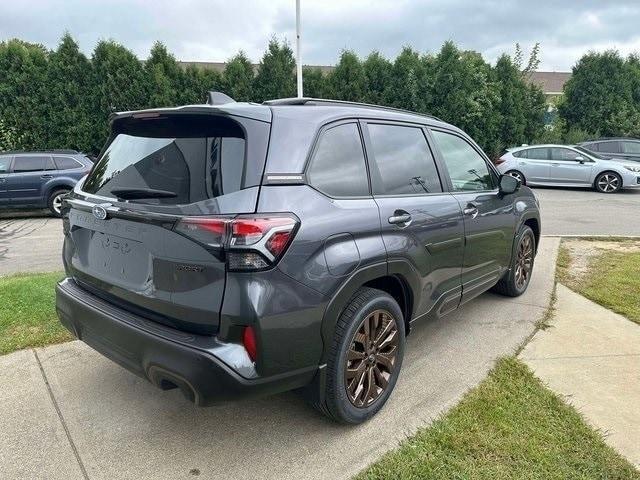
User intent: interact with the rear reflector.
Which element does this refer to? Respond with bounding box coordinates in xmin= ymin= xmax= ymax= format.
xmin=242 ymin=326 xmax=258 ymax=362
xmin=172 ymin=214 xmax=298 ymax=271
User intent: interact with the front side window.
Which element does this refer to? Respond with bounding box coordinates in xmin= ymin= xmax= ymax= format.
xmin=13 ymin=155 xmax=47 ymax=173
xmin=367 ymin=124 xmax=442 ymax=195
xmin=307 ymin=123 xmax=369 ymax=197
xmin=550 ymin=148 xmax=582 ymax=161
xmin=431 ymin=130 xmax=495 ymax=191
xmin=622 ymin=141 xmax=640 ymax=154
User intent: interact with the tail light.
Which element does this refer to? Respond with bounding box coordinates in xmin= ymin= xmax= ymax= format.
xmin=494 ymin=157 xmax=506 ymax=166
xmin=172 ymin=214 xmax=299 ymax=272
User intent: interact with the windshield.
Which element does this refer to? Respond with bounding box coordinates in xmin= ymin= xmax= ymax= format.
xmin=83 ymin=115 xmax=250 ymax=205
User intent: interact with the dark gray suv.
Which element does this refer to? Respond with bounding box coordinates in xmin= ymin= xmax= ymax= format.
xmin=56 ymin=96 xmax=540 ymax=423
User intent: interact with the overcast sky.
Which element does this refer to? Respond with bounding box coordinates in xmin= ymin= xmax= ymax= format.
xmin=2 ymin=1 xmax=640 ymax=71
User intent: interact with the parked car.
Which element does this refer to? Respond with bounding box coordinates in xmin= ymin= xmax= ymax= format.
xmin=496 ymin=144 xmax=640 ymax=193
xmin=579 ymin=138 xmax=640 ymax=163
xmin=0 ymin=150 xmax=93 ymax=216
xmin=55 ymin=95 xmax=540 ymax=424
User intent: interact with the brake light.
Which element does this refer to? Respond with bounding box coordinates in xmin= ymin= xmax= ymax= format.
xmin=242 ymin=326 xmax=258 ymax=362
xmin=172 ymin=214 xmax=299 ymax=271
xmin=494 ymin=157 xmax=506 ymax=166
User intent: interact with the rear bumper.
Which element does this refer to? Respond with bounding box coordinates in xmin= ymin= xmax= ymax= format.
xmin=55 ymin=278 xmax=317 ymax=405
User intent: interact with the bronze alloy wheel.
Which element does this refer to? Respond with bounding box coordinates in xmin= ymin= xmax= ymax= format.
xmin=515 ymin=233 xmax=534 ymax=290
xmin=344 ymin=309 xmax=399 ymax=408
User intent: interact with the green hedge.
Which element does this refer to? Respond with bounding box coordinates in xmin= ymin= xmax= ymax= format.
xmin=0 ymin=34 xmax=547 ymax=158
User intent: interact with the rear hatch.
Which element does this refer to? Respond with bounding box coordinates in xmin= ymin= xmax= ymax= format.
xmin=63 ymin=109 xmax=271 ymax=335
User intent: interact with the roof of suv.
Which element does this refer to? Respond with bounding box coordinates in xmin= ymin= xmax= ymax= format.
xmin=111 ymin=97 xmax=454 ymax=130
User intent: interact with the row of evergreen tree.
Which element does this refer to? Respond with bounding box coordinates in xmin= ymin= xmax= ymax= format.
xmin=0 ymin=34 xmax=547 ymax=157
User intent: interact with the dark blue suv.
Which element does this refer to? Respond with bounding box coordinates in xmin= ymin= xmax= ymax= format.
xmin=0 ymin=150 xmax=93 ymax=217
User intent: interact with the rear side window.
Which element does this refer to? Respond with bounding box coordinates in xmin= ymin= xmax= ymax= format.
xmin=54 ymin=156 xmax=82 ymax=170
xmin=0 ymin=157 xmax=11 ymax=173
xmin=13 ymin=155 xmax=48 ymax=173
xmin=367 ymin=124 xmax=442 ymax=195
xmin=597 ymin=141 xmax=621 ymax=154
xmin=307 ymin=123 xmax=369 ymax=197
xmin=431 ymin=130 xmax=495 ymax=191
xmin=512 ymin=150 xmax=527 ymax=158
xmin=82 ymin=114 xmax=258 ymax=205
xmin=526 ymin=148 xmax=549 ymax=160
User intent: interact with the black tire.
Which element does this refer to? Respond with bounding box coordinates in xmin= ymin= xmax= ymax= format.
xmin=315 ymin=287 xmax=405 ymax=424
xmin=594 ymin=171 xmax=622 ymax=193
xmin=47 ymin=189 xmax=70 ymax=217
xmin=492 ymin=225 xmax=535 ymax=297
xmin=505 ymin=170 xmax=526 ymax=185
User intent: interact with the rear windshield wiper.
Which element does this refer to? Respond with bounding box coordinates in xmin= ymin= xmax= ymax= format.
xmin=110 ymin=188 xmax=178 ymax=200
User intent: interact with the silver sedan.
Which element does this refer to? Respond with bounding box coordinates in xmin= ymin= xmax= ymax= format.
xmin=496 ymin=144 xmax=640 ymax=193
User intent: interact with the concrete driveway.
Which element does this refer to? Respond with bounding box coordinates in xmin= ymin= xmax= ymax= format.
xmin=0 ymin=238 xmax=559 ymax=480
xmin=533 ymin=186 xmax=640 ymax=236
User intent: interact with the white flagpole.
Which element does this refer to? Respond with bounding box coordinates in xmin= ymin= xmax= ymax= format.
xmin=296 ymin=0 xmax=303 ymax=97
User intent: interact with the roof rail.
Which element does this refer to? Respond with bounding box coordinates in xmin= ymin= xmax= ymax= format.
xmin=0 ymin=149 xmax=80 ymax=155
xmin=263 ymin=97 xmax=442 ymax=122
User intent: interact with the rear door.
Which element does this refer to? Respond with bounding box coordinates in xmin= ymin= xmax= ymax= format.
xmin=430 ymin=128 xmax=514 ymax=304
xmin=363 ymin=121 xmax=464 ymax=319
xmin=64 ymin=112 xmax=271 ymax=334
xmin=549 ymin=147 xmax=593 ymax=184
xmin=6 ymin=155 xmax=53 ymax=203
xmin=516 ymin=147 xmax=551 ymax=183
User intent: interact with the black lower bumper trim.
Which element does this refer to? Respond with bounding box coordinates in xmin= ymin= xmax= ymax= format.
xmin=55 ymin=278 xmax=316 ymax=405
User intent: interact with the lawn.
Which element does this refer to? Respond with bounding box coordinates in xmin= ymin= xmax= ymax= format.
xmin=558 ymin=240 xmax=640 ymax=325
xmin=0 ymin=271 xmax=72 ymax=355
xmin=357 ymin=357 xmax=638 ymax=480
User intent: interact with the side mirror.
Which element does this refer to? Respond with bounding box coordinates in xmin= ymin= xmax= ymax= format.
xmin=499 ymin=174 xmax=520 ymax=195
xmin=574 ymin=155 xmax=585 ymax=163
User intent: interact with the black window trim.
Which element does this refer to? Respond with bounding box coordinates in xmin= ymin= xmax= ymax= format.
xmin=302 ymin=118 xmax=373 ymax=200
xmin=359 ymin=119 xmax=448 ymax=198
xmin=428 ymin=126 xmax=499 ymax=193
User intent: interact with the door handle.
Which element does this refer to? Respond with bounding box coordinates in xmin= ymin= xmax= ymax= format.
xmin=41 ymin=174 xmax=53 ymax=179
xmin=388 ymin=212 xmax=412 ymax=226
xmin=463 ymin=204 xmax=479 ymax=218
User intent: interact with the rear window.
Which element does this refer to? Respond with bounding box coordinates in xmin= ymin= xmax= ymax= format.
xmin=83 ymin=114 xmax=261 ymax=205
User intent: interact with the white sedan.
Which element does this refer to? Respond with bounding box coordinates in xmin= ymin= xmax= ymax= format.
xmin=496 ymin=144 xmax=640 ymax=193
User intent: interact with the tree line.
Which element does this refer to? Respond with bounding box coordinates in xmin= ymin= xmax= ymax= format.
xmin=2 ymin=33 xmax=549 ymax=158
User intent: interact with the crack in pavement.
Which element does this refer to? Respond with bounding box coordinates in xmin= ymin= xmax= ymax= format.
xmin=33 ymin=349 xmax=90 ymax=480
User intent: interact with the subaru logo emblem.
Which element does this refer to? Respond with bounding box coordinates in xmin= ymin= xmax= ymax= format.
xmin=92 ymin=204 xmax=109 ymax=220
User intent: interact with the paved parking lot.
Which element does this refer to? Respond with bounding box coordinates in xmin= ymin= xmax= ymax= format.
xmin=534 ymin=186 xmax=640 ymax=236
xmin=1 ymin=187 xmax=638 ymax=276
